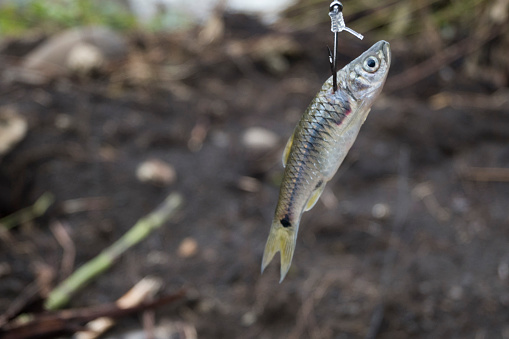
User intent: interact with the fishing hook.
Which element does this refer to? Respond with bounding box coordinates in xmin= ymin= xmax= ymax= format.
xmin=328 ymin=1 xmax=364 ymax=93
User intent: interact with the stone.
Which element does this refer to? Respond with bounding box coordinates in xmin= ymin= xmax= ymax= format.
xmin=241 ymin=127 xmax=278 ymax=151
xmin=136 ymin=159 xmax=176 ymax=186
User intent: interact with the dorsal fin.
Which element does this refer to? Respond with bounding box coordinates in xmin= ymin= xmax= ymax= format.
xmin=282 ymin=132 xmax=294 ymax=167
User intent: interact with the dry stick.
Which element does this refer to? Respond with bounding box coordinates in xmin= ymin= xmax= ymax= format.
xmin=75 ymin=277 xmax=163 ymax=339
xmin=50 ymin=220 xmax=76 ymax=279
xmin=1 ymin=290 xmax=186 ymax=339
xmin=44 ymin=192 xmax=183 ymax=310
xmin=384 ymin=27 xmax=500 ymax=93
xmin=461 ymin=167 xmax=509 ymax=182
xmin=0 ymin=192 xmax=55 ymax=230
xmin=0 ymin=282 xmax=41 ymax=328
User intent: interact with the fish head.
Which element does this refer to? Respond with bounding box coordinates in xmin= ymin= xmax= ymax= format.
xmin=342 ymin=40 xmax=391 ymax=101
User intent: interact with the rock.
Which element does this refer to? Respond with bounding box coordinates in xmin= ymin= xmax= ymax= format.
xmin=125 ymin=54 xmax=153 ymax=85
xmin=177 ymin=237 xmax=198 ymax=258
xmin=198 ymin=12 xmax=224 ymax=45
xmin=241 ymin=311 xmax=257 ymax=327
xmin=136 ymin=159 xmax=176 ymax=186
xmin=66 ymin=42 xmax=104 ymax=73
xmin=371 ymin=203 xmax=391 ymax=219
xmin=241 ymin=127 xmax=278 ymax=151
xmin=448 ymin=285 xmax=464 ymax=300
xmin=0 ymin=107 xmax=28 ymax=160
xmin=237 ymin=176 xmax=261 ymax=192
xmin=19 ymin=26 xmax=127 ymax=81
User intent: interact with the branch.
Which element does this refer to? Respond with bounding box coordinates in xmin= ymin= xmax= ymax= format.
xmin=0 ymin=289 xmax=186 ymax=339
xmin=44 ymin=192 xmax=183 ymax=310
xmin=0 ymin=192 xmax=55 ymax=230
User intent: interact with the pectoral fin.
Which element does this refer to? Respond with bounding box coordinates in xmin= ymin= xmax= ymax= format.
xmin=304 ymin=182 xmax=325 ymax=211
xmin=282 ymin=133 xmax=294 ymax=167
xmin=362 ymin=108 xmax=371 ymax=124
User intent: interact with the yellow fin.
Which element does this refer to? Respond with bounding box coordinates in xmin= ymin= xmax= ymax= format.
xmin=304 ymin=183 xmax=325 ymax=211
xmin=261 ymin=223 xmax=298 ymax=283
xmin=362 ymin=108 xmax=371 ymax=124
xmin=282 ymin=133 xmax=294 ymax=167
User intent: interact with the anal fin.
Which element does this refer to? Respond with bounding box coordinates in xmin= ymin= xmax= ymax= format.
xmin=304 ymin=183 xmax=325 ymax=211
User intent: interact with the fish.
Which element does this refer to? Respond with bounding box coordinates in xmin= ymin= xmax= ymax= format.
xmin=261 ymin=40 xmax=391 ymax=282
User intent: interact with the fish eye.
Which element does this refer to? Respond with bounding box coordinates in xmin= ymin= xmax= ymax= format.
xmin=363 ymin=56 xmax=379 ymax=72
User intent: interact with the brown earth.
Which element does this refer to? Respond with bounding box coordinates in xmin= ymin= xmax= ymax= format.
xmin=0 ymin=13 xmax=508 ymax=339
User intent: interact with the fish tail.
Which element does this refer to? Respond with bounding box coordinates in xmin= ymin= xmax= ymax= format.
xmin=261 ymin=223 xmax=297 ymax=283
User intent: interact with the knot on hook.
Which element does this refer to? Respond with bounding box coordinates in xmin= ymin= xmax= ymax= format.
xmin=328 ymin=1 xmax=364 ymax=40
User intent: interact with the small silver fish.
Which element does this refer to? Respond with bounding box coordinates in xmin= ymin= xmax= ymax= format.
xmin=262 ymin=40 xmax=391 ymax=282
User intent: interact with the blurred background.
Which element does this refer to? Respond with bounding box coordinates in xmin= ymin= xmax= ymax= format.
xmin=0 ymin=0 xmax=508 ymax=338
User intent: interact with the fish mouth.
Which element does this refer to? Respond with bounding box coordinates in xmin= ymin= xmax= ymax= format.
xmin=381 ymin=40 xmax=391 ymax=65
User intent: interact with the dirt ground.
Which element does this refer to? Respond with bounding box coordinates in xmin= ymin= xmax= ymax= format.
xmin=1 ymin=12 xmax=509 ymax=339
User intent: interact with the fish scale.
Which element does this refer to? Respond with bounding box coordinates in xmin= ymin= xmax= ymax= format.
xmin=262 ymin=40 xmax=391 ymax=282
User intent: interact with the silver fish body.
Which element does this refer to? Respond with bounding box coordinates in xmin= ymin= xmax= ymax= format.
xmin=262 ymin=40 xmax=391 ymax=282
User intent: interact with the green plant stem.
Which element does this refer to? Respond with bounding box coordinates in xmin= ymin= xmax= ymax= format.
xmin=44 ymin=192 xmax=183 ymax=310
xmin=0 ymin=192 xmax=55 ymax=230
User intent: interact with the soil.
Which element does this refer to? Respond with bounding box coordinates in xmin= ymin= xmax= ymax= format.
xmin=1 ymin=14 xmax=509 ymax=339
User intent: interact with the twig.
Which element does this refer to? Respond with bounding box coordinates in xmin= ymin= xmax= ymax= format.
xmin=60 ymin=197 xmax=112 ymax=214
xmin=461 ymin=167 xmax=509 ymax=182
xmin=0 ymin=192 xmax=55 ymax=230
xmin=384 ymin=27 xmax=501 ymax=93
xmin=412 ymin=182 xmax=451 ymax=222
xmin=75 ymin=277 xmax=162 ymax=339
xmin=142 ymin=308 xmax=156 ymax=339
xmin=0 ymin=282 xmax=41 ymax=328
xmin=44 ymin=192 xmax=183 ymax=310
xmin=50 ymin=220 xmax=76 ymax=279
xmin=0 ymin=289 xmax=186 ymax=339
xmin=429 ymin=91 xmax=509 ymax=111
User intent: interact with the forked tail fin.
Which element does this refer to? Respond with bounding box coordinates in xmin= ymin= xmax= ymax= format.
xmin=261 ymin=224 xmax=298 ymax=283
